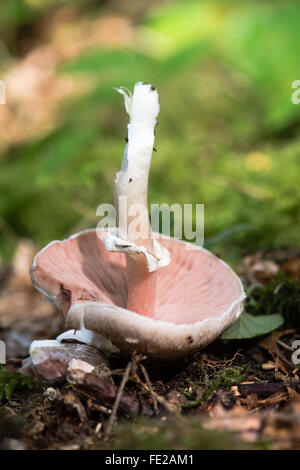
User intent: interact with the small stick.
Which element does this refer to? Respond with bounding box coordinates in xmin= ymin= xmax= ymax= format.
xmin=104 ymin=361 xmax=132 ymax=437
xmin=131 ymin=355 xmax=178 ymax=415
xmin=276 ymin=339 xmax=294 ymax=352
xmin=139 ymin=363 xmax=159 ymax=413
xmin=238 ymin=381 xmax=300 ymax=397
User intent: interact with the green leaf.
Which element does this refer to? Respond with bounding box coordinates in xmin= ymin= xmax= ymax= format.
xmin=220 ymin=312 xmax=284 ymax=340
xmin=0 ymin=366 xmax=40 ymax=402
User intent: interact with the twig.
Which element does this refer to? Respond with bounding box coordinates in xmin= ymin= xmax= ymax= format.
xmin=104 ymin=361 xmax=132 ymax=437
xmin=130 ymin=354 xmax=178 ymax=415
xmin=238 ymin=381 xmax=300 ymax=397
xmin=139 ymin=363 xmax=158 ymax=413
xmin=277 ymin=339 xmax=294 ymax=352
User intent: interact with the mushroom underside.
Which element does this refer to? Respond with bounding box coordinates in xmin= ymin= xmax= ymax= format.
xmin=31 ymin=229 xmax=245 ymax=358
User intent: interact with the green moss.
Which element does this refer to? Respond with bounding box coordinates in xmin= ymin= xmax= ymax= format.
xmin=0 ymin=366 xmax=41 ymax=403
xmin=181 ymin=365 xmax=249 ymax=408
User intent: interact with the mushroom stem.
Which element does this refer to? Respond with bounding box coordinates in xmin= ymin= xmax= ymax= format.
xmin=126 ymin=256 xmax=157 ymax=317
xmin=114 ymin=83 xmax=160 ymax=317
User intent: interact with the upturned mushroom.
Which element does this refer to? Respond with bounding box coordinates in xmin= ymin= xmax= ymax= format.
xmin=30 ymin=82 xmax=245 ymax=360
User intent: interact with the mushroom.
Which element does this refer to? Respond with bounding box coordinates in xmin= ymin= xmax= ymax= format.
xmin=30 ymin=82 xmax=245 ymax=360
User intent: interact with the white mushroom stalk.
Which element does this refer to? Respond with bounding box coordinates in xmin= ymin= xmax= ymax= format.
xmin=104 ymin=82 xmax=170 ymax=317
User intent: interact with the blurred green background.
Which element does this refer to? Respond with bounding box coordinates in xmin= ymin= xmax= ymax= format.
xmin=0 ymin=0 xmax=299 ymax=263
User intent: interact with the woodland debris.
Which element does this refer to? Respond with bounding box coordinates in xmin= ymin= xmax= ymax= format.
xmin=242 ymin=253 xmax=279 ymax=284
xmin=104 ymin=361 xmax=132 ymax=437
xmin=281 ymin=257 xmax=300 ymax=281
xmin=206 ymin=403 xmax=261 ymax=443
xmin=261 ymin=361 xmax=276 ymax=370
xmin=58 ymin=390 xmax=88 ymax=423
xmin=20 ymin=341 xmax=109 ymax=381
xmin=0 ymin=241 xmax=59 ymax=347
xmin=67 ymin=367 xmax=155 ymax=418
xmin=238 ymin=381 xmax=300 ymax=397
xmin=166 ymin=390 xmax=187 ymax=412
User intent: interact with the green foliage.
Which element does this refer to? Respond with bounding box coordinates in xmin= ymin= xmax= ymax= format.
xmin=0 ymin=366 xmax=40 ymax=402
xmin=0 ymin=0 xmax=35 ymax=44
xmin=220 ymin=2 xmax=300 ymax=130
xmin=221 ymin=273 xmax=300 ymax=340
xmin=246 ymin=274 xmax=300 ymax=327
xmin=1 ymin=1 xmax=300 ymax=261
xmin=181 ymin=365 xmax=249 ymax=408
xmin=221 ymin=312 xmax=284 ymax=340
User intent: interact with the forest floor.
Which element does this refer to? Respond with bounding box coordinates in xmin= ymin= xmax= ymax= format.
xmin=1 ymin=241 xmax=300 ymax=450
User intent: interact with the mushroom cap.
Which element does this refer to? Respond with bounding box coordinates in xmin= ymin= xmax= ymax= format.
xmin=31 ymin=229 xmax=245 ymax=359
